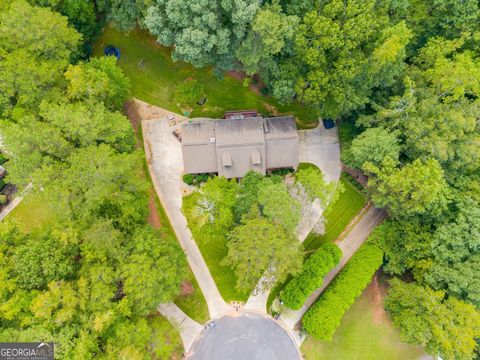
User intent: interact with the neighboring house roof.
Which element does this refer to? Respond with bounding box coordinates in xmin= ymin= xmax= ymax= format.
xmin=181 ymin=116 xmax=299 ymax=178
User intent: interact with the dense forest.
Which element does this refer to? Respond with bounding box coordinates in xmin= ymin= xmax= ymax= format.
xmin=1 ymin=0 xmax=480 ymax=359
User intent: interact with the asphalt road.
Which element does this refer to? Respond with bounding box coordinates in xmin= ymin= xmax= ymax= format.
xmin=188 ymin=312 xmax=300 ymax=360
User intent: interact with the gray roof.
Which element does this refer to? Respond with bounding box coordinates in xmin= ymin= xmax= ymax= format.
xmin=181 ymin=116 xmax=299 ymax=178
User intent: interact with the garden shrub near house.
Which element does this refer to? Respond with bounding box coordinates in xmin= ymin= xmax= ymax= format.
xmin=302 ymin=242 xmax=383 ymax=340
xmin=281 ymin=243 xmax=342 ymax=310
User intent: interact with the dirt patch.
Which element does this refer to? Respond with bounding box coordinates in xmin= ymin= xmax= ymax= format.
xmin=368 ymin=271 xmax=388 ymax=325
xmin=147 ymin=190 xmax=162 ymax=229
xmin=263 ymin=102 xmax=280 ymax=116
xmin=180 ymin=280 xmax=195 ymax=296
xmin=342 ymin=165 xmax=368 ymax=187
xmin=226 ymin=70 xmax=265 ymax=95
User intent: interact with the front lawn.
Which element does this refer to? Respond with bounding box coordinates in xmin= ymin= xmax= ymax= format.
xmin=267 ymin=173 xmax=367 ymax=311
xmin=303 ymin=173 xmax=367 ymax=251
xmin=93 ymin=26 xmax=318 ymax=129
xmin=301 ymin=275 xmax=426 ymax=360
xmin=9 ymin=191 xmax=55 ymax=232
xmin=182 ymin=192 xmax=250 ymax=302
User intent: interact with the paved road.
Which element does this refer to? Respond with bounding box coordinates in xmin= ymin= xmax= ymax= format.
xmin=279 ymin=206 xmax=386 ymax=329
xmin=142 ymin=119 xmax=230 ymax=318
xmin=188 ymin=312 xmax=301 ymax=360
xmin=299 ymin=124 xmax=341 ymax=183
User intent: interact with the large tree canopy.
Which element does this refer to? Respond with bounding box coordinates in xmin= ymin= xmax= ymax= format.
xmin=144 ymin=0 xmax=260 ymax=69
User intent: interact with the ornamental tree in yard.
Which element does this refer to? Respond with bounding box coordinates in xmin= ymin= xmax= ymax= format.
xmin=223 ymin=215 xmax=302 ymax=292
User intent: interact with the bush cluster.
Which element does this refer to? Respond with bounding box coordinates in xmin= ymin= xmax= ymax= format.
xmin=302 ymin=243 xmax=383 ymax=340
xmin=281 ymin=243 xmax=342 ymax=310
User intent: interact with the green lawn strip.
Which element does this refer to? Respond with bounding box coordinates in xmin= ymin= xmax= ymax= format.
xmin=93 ymin=25 xmax=318 ymax=129
xmin=182 ymin=192 xmax=250 ymax=302
xmin=301 ymin=284 xmax=425 ymax=360
xmin=303 ymin=173 xmax=367 ymax=252
xmin=267 ymin=173 xmax=366 ymax=312
xmin=137 ymin=126 xmax=209 ymax=323
xmin=9 ymin=190 xmax=55 ymax=232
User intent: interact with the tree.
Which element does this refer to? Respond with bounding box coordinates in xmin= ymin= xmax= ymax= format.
xmin=234 ymin=170 xmax=263 ymax=221
xmin=292 ymin=1 xmax=411 ymax=118
xmin=174 ymin=79 xmax=205 ymax=110
xmin=364 ymin=157 xmax=448 ymax=217
xmin=258 ymin=178 xmax=301 ymax=234
xmin=196 ymin=176 xmax=237 ymax=230
xmin=143 ymin=0 xmax=260 ymax=69
xmin=65 ymin=56 xmax=131 ymax=110
xmin=223 ymin=216 xmax=302 ymax=292
xmin=295 ymin=166 xmax=339 ymax=208
xmin=236 ymin=1 xmax=298 ymax=75
xmin=385 ymin=279 xmax=480 ymax=360
xmin=349 ymin=127 xmax=401 ymax=169
xmin=423 ymin=199 xmax=480 ymax=307
xmin=0 ymin=0 xmax=81 ymax=114
xmin=121 ymin=227 xmax=186 ymax=316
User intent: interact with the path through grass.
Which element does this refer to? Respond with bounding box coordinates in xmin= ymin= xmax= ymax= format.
xmin=93 ymin=26 xmax=318 ymax=129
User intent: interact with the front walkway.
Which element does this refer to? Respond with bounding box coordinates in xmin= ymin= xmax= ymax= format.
xmin=142 ymin=118 xmax=230 ymax=318
xmin=279 ymin=206 xmax=387 ymax=329
xmin=158 ymin=302 xmax=203 ymax=352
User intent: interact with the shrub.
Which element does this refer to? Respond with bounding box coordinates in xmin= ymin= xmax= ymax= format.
xmin=183 ymin=174 xmax=194 ymax=185
xmin=302 ymin=243 xmax=383 ymax=340
xmin=281 ymin=243 xmax=342 ymax=310
xmin=0 ymin=194 xmax=6 ymax=205
xmin=0 ymin=180 xmax=6 ymax=190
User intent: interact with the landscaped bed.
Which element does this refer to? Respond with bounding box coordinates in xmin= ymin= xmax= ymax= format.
xmin=93 ymin=26 xmax=318 ymax=129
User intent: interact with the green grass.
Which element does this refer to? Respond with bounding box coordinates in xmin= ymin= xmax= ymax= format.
xmin=267 ymin=173 xmax=367 ymax=311
xmin=93 ymin=26 xmax=318 ymax=129
xmin=9 ymin=191 xmax=55 ymax=232
xmin=182 ymin=192 xmax=250 ymax=302
xmin=301 ymin=282 xmax=425 ymax=360
xmin=303 ymin=173 xmax=367 ymax=252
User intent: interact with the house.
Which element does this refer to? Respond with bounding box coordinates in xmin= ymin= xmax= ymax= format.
xmin=181 ymin=116 xmax=299 ymax=178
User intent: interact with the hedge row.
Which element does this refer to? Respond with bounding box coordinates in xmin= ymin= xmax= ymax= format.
xmin=281 ymin=243 xmax=342 ymax=310
xmin=302 ymin=243 xmax=384 ymax=340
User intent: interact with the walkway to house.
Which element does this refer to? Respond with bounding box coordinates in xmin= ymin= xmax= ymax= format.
xmin=279 ymin=206 xmax=387 ymax=329
xmin=158 ymin=302 xmax=203 ymax=352
xmin=299 ymin=124 xmax=341 ymax=183
xmin=0 ymin=183 xmax=32 ymax=222
xmin=142 ymin=117 xmax=230 ymax=319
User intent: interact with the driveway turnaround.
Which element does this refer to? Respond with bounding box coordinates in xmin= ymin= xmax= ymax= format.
xmin=299 ymin=123 xmax=341 ymax=183
xmin=142 ymin=118 xmax=230 ymax=318
xmin=187 ymin=312 xmax=301 ymax=360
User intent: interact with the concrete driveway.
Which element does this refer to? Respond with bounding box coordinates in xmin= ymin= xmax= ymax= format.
xmin=142 ymin=118 xmax=230 ymax=318
xmin=299 ymin=124 xmax=341 ymax=183
xmin=188 ymin=312 xmax=301 ymax=360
